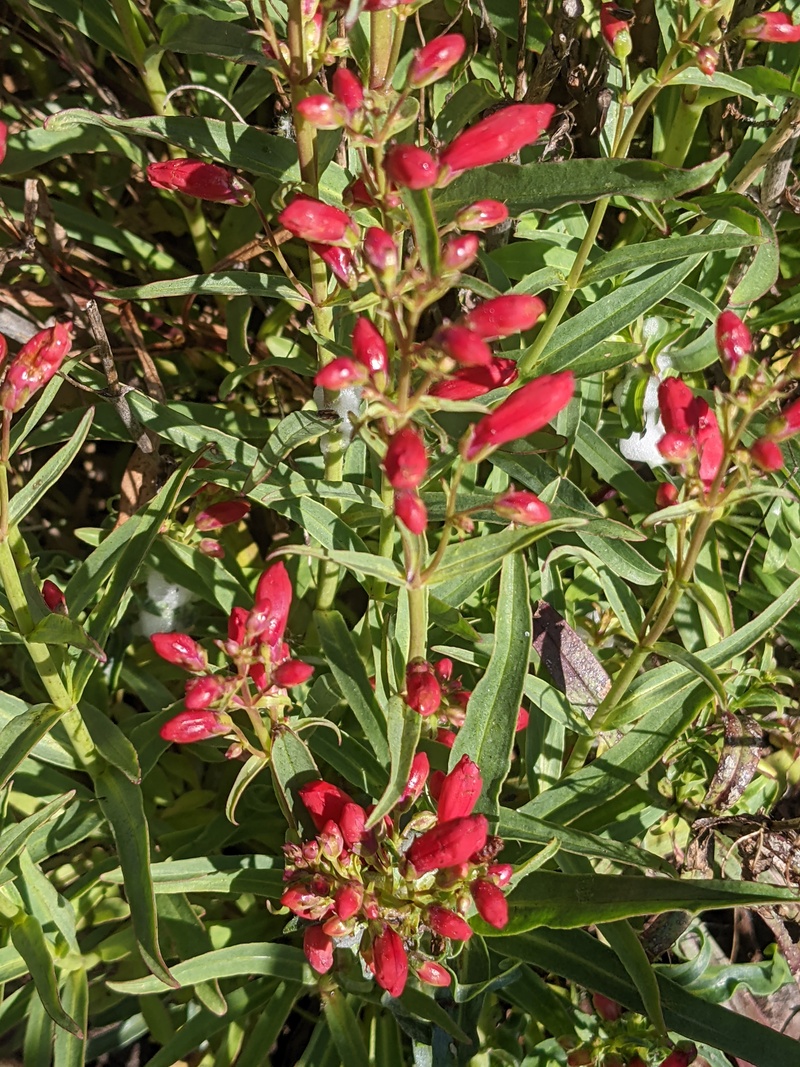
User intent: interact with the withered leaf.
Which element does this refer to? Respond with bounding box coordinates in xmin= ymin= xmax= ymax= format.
xmin=705 ymin=712 xmax=762 ymax=812
xmin=531 ymin=601 xmax=611 ymax=719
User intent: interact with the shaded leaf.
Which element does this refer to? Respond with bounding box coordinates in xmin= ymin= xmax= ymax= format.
xmin=532 ymin=601 xmax=610 ymax=718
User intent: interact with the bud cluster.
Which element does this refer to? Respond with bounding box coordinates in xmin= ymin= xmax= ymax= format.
xmin=281 ymin=754 xmax=511 ymax=995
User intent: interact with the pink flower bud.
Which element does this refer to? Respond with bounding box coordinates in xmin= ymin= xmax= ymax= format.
xmin=273 ymin=660 xmax=315 ymax=686
xmin=352 ymin=317 xmax=388 ymax=376
xmin=737 ymin=12 xmax=800 ymax=43
xmin=296 ymin=94 xmax=347 ymax=129
xmin=416 ymin=960 xmax=452 ymax=986
xmin=426 ymin=905 xmax=473 ymax=940
xmin=332 ymin=68 xmax=364 ymax=114
xmin=696 ymin=45 xmax=718 ymax=76
xmin=772 ymin=397 xmax=800 ymax=440
xmin=253 ymin=561 xmax=292 ymax=645
xmin=439 ymin=104 xmax=555 ymax=177
xmin=435 ymin=658 xmax=453 ymax=681
xmin=471 ymin=878 xmax=508 ymax=929
xmin=343 ymin=176 xmax=376 ymax=208
xmin=487 ymin=863 xmax=513 ymax=887
xmin=198 ymin=538 xmax=225 ymax=558
xmin=279 ymin=195 xmax=357 ymax=247
xmin=384 ymin=144 xmax=440 ymax=190
xmin=465 ymin=295 xmax=545 ymax=340
xmin=394 ymin=490 xmax=428 ymax=534
xmin=750 ymin=437 xmax=783 ymax=472
xmin=334 ymin=882 xmax=363 ymax=920
xmin=228 ymin=606 xmax=248 ymax=646
xmin=693 ymin=399 xmax=724 ymax=489
xmin=655 ymin=482 xmax=678 ymax=508
xmin=384 ymin=426 xmax=428 ymax=489
xmin=493 ymin=489 xmax=551 ymax=525
xmin=429 ymin=356 xmax=519 ymax=400
xmin=42 ymin=580 xmax=66 ymax=613
xmin=658 ymin=1044 xmax=698 ymax=1067
xmin=434 ymin=325 xmax=492 ymax=367
xmin=657 ymin=379 xmax=694 ymax=434
xmin=442 ymin=233 xmax=479 ymax=271
xmin=194 ymin=499 xmax=250 ymax=531
xmin=184 ymin=674 xmax=224 ymax=711
xmin=657 ymin=431 xmax=695 ymax=462
xmin=0 ymin=323 xmax=73 ymax=414
xmin=408 ymin=34 xmax=466 ymax=88
xmin=406 ymin=660 xmax=442 ymax=717
xmin=298 ymin=780 xmax=354 ymax=831
xmin=592 ymin=992 xmax=623 ymax=1021
xmin=600 ymin=3 xmax=633 ymax=60
xmin=436 ymin=728 xmax=457 ymax=748
xmin=304 ymin=925 xmax=334 ymax=974
xmin=315 ymin=357 xmax=366 ymax=390
xmin=146 ymin=160 xmax=252 ymax=205
xmin=437 ymin=754 xmax=482 ymax=822
xmin=407 ymin=814 xmax=488 ymax=873
xmin=402 ymin=752 xmax=430 ymax=803
xmin=160 ymin=710 xmax=228 ymax=744
xmin=455 ymin=199 xmax=509 ymax=231
xmin=363 ymin=227 xmax=398 ymax=274
xmin=339 ymin=801 xmax=369 ymax=847
xmin=465 ymin=372 xmax=575 ymax=460
xmin=516 ymin=707 xmax=529 ymax=731
xmin=311 ymin=243 xmax=357 ymax=287
xmin=715 ymin=310 xmax=752 ymax=373
xmin=151 ymin=632 xmax=207 ymax=672
xmin=372 ymin=926 xmax=408 ymax=997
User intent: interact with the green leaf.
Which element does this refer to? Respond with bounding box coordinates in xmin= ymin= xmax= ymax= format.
xmin=80 ymin=703 xmax=141 ymax=783
xmin=450 ymin=554 xmax=531 ymax=819
xmin=53 ymin=967 xmax=88 ymax=1067
xmin=225 ymin=753 xmax=270 ymax=826
xmin=400 ymin=188 xmax=440 ymax=276
xmin=651 ymin=641 xmax=728 ymax=709
xmin=102 ymin=855 xmax=284 ymax=896
xmin=0 ymin=704 xmax=67 ymax=789
xmin=270 ymin=728 xmax=319 ymax=832
xmin=161 ymin=13 xmax=280 ymax=65
xmin=244 ymin=410 xmax=333 ymax=491
xmin=396 ymin=985 xmax=470 ymax=1043
xmin=579 ymin=232 xmax=758 ymax=286
xmin=96 ymin=765 xmax=175 ymax=987
xmin=102 ymin=272 xmax=299 ymax=302
xmin=366 ymin=697 xmax=421 ymax=829
xmin=157 ymin=893 xmax=226 ymax=1016
xmin=26 ymin=614 xmax=107 ymax=663
xmin=8 ymin=408 xmax=94 ymax=528
xmin=0 ymin=793 xmax=75 ymax=874
xmin=10 ymin=914 xmax=82 ymax=1037
xmin=323 ymin=990 xmax=369 ymax=1063
xmin=233 ymin=983 xmax=300 ymax=1067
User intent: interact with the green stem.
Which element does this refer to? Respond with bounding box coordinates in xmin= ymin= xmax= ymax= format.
xmin=407 ymin=585 xmax=427 ymax=661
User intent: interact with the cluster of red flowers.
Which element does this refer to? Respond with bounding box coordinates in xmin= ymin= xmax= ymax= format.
xmin=281 ymin=754 xmax=510 ymax=995
xmin=153 ymin=562 xmax=313 ymax=744
xmin=0 ymin=323 xmax=73 ymax=414
xmin=656 ymin=377 xmax=724 ymax=492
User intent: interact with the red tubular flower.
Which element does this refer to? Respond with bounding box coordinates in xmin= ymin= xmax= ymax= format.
xmin=184 ymin=674 xmax=224 ymax=711
xmin=151 ymin=632 xmax=207 ymax=672
xmin=465 ymin=295 xmax=545 ymax=340
xmin=279 ymin=195 xmax=356 ymax=246
xmin=364 ymin=227 xmax=397 ymax=274
xmin=439 ymin=104 xmax=556 ymax=177
xmin=471 ymin=878 xmax=508 ymax=929
xmin=402 ymin=752 xmax=430 ymax=804
xmin=437 ymin=755 xmax=482 ymax=822
xmin=408 ymin=34 xmax=466 ymax=88
xmin=657 ymin=431 xmax=694 ymax=462
xmin=416 ymin=960 xmax=452 ymax=987
xmin=455 ymin=199 xmax=509 ymax=231
xmin=315 ymin=357 xmax=366 ymax=390
xmin=493 ymin=489 xmax=551 ymax=525
xmin=434 ymin=325 xmax=492 ymax=367
xmin=372 ymin=926 xmax=408 ymax=997
xmin=715 ymin=310 xmax=752 ymax=373
xmin=352 ymin=317 xmax=388 ymax=376
xmin=384 ymin=426 xmax=428 ymax=489
xmin=146 ymin=160 xmax=251 ymax=205
xmin=430 ymin=356 xmax=519 ymax=401
xmin=339 ymin=801 xmax=369 ymax=847
xmin=42 ymin=580 xmax=66 ymax=613
xmin=655 ymin=482 xmax=678 ymax=508
xmin=750 ymin=437 xmax=783 ymax=472
xmin=737 ymin=12 xmax=800 ymax=42
xmin=253 ymin=561 xmax=292 ymax=645
xmin=384 ymin=144 xmax=440 ymax=190
xmin=426 ymin=905 xmax=473 ymax=940
xmin=273 ymin=660 xmax=315 ymax=687
xmin=600 ymin=3 xmax=633 ymax=59
xmin=442 ymin=233 xmax=479 ymax=271
xmin=304 ymin=925 xmax=334 ymax=974
xmin=465 ymin=371 xmax=575 ymax=460
xmin=658 ymin=379 xmax=694 ymax=433
xmin=298 ymin=780 xmax=354 ymax=831
xmin=407 ymin=814 xmax=488 ymax=873
xmin=406 ymin=660 xmax=442 ymax=717
xmin=332 ymin=68 xmax=364 ymax=113
xmin=311 ymin=244 xmax=357 ymax=287
xmin=296 ymin=94 xmax=346 ymax=129
xmin=692 ymin=399 xmax=724 ymax=489
xmin=395 ymin=490 xmax=428 ymax=535
xmin=436 ymin=728 xmax=456 ymax=748
xmin=334 ymin=882 xmax=363 ymax=920
xmin=194 ymin=499 xmax=250 ymax=531
xmin=0 ymin=323 xmax=73 ymax=414
xmin=160 ymin=710 xmax=228 ymax=744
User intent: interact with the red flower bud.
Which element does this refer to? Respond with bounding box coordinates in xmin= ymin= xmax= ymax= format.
xmin=439 ymin=104 xmax=555 ymax=177
xmin=655 ymin=482 xmax=678 ymax=508
xmin=493 ymin=488 xmax=551 ymax=524
xmin=437 ymin=754 xmax=482 ymax=822
xmin=352 ymin=317 xmax=388 ymax=376
xmin=658 ymin=1044 xmax=698 ymax=1067
xmin=304 ymin=924 xmax=334 ymax=974
xmin=394 ymin=490 xmax=428 ymax=534
xmin=436 ymin=728 xmax=457 ymax=748
xmin=298 ymin=780 xmax=354 ymax=831
xmin=311 ymin=243 xmax=357 ymax=287
xmin=332 ymin=68 xmax=364 ymax=114
xmin=430 ymin=356 xmax=519 ymax=401
xmin=407 ymin=814 xmax=488 ymax=873
xmin=384 ymin=426 xmax=428 ymax=489
xmin=408 ymin=34 xmax=466 ymax=88
xmin=253 ymin=561 xmax=292 ymax=645
xmin=198 ymin=538 xmax=225 ymax=558
xmin=516 ymin=707 xmax=529 ymax=731
xmin=455 ymin=199 xmax=509 ymax=231
xmin=600 ymin=3 xmax=633 ymax=59
xmin=279 ymin=195 xmax=356 ymax=246
xmin=772 ymin=397 xmax=800 ymax=440
xmin=737 ymin=12 xmax=800 ymax=43
xmin=0 ymin=122 xmax=6 ymax=167
xmin=184 ymin=674 xmax=224 ymax=711
xmin=228 ymin=606 xmax=248 ymax=646
xmin=315 ymin=356 xmax=366 ymax=390
xmin=657 ymin=431 xmax=695 ymax=462
xmin=273 ymin=660 xmax=315 ymax=687
xmin=372 ymin=926 xmax=408 ymax=997
xmin=442 ymin=233 xmax=479 ymax=271
xmin=194 ymin=499 xmax=250 ymax=531
xmin=592 ymin=992 xmax=623 ymax=1021
xmin=435 ymin=658 xmax=453 ymax=681
xmin=146 ymin=160 xmax=251 ymax=205
xmin=693 ymin=399 xmax=724 ymax=489
xmin=160 ymin=710 xmax=228 ymax=744
xmin=151 ymin=632 xmax=207 ymax=672
xmin=426 ymin=905 xmax=473 ymax=941
xmin=42 ymin=580 xmax=66 ymax=613
xmin=364 ymin=227 xmax=398 ymax=274
xmin=402 ymin=752 xmax=430 ymax=803
xmin=416 ymin=960 xmax=451 ymax=986
xmin=715 ymin=310 xmax=752 ymax=373
xmin=465 ymin=295 xmax=545 ymax=341
xmin=334 ymin=882 xmax=363 ymax=920
xmin=487 ymin=863 xmax=513 ymax=887
xmin=434 ymin=325 xmax=492 ymax=367
xmin=750 ymin=437 xmax=783 ymax=472
xmin=406 ymin=659 xmax=442 ymax=717
xmin=470 ymin=878 xmax=508 ymax=929
xmin=466 ymin=372 xmax=575 ymax=460
xmin=658 ymin=379 xmax=694 ymax=434
xmin=384 ymin=144 xmax=440 ymax=190
xmin=339 ymin=801 xmax=369 ymax=847
xmin=296 ymin=94 xmax=347 ymax=129
xmin=343 ymin=176 xmax=376 ymax=208
xmin=696 ymin=45 xmax=718 ymax=76
xmin=0 ymin=323 xmax=73 ymax=414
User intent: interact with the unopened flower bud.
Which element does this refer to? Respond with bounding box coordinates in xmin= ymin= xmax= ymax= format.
xmin=436 ymin=728 xmax=456 ymax=748
xmin=311 ymin=243 xmax=357 ymax=287
xmin=151 ymin=632 xmax=207 ymax=672
xmin=195 ymin=499 xmax=250 ymax=531
xmin=470 ymin=878 xmax=508 ymax=929
xmin=343 ymin=176 xmax=375 ymax=208
xmin=655 ymin=482 xmax=678 ymax=508
xmin=434 ymin=658 xmax=453 ymax=682
xmin=315 ymin=356 xmax=367 ymax=390
xmin=750 ymin=437 xmax=783 ymax=471
xmin=493 ymin=488 xmax=551 ymax=524
xmin=430 ymin=356 xmax=518 ymax=400
xmin=372 ymin=926 xmax=408 ymax=997
xmin=332 ymin=68 xmax=364 ymax=113
xmin=487 ymin=863 xmax=513 ymax=887
xmin=466 ymin=372 xmax=574 ymax=460
xmin=304 ymin=925 xmax=334 ymax=974
xmin=384 ymin=426 xmax=428 ymax=489
xmin=146 ymin=160 xmax=252 ymax=205
xmin=363 ymin=227 xmax=398 ymax=275
xmin=408 ymin=34 xmax=466 ymax=87
xmin=273 ymin=659 xmax=315 ymax=686
xmin=384 ymin=144 xmax=440 ymax=190
xmin=184 ymin=674 xmax=224 ymax=711
xmin=592 ymin=992 xmax=623 ymax=1021
xmin=600 ymin=3 xmax=633 ymax=61
xmin=437 ymin=754 xmax=482 ymax=821
xmin=442 ymin=233 xmax=479 ymax=271
xmin=406 ymin=659 xmax=442 ymax=717
xmin=464 ymin=294 xmax=545 ymax=341
xmin=737 ymin=12 xmax=800 ymax=43
xmin=658 ymin=1044 xmax=698 ymax=1067
xmin=407 ymin=814 xmax=488 ymax=873
xmin=160 ymin=710 xmax=228 ymax=744
xmin=394 ymin=490 xmax=428 ymax=534
xmin=42 ymin=580 xmax=66 ymax=613
xmin=439 ymin=104 xmax=555 ymax=178
xmin=426 ymin=905 xmax=473 ymax=940
xmin=0 ymin=323 xmax=73 ymax=413
xmin=658 ymin=431 xmax=695 ymax=462
xmin=339 ymin=801 xmax=369 ymax=847
xmin=416 ymin=960 xmax=452 ymax=986
xmin=455 ymin=199 xmax=509 ymax=231
xmin=298 ymin=780 xmax=354 ymax=831
xmin=402 ymin=752 xmax=430 ymax=804
xmin=352 ymin=317 xmax=388 ymax=376
xmin=696 ymin=45 xmax=718 ymax=76
xmin=296 ymin=94 xmax=347 ymax=129
xmin=434 ymin=325 xmax=492 ymax=367
xmin=716 ymin=310 xmax=752 ymax=374
xmin=0 ymin=123 xmax=6 ymax=167
xmin=279 ymin=195 xmax=357 ymax=247
xmin=334 ymin=882 xmax=363 ymax=920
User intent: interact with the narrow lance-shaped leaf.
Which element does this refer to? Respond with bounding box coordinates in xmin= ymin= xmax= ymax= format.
xmin=366 ymin=697 xmax=421 ymax=829
xmin=10 ymin=913 xmax=82 ymax=1037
